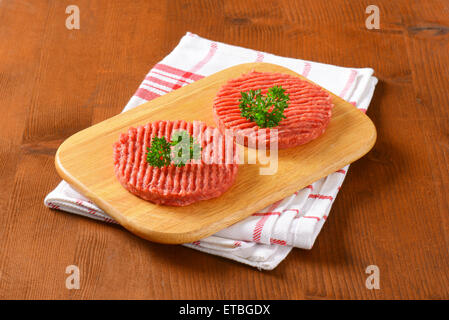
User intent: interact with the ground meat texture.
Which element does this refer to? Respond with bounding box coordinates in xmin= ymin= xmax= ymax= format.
xmin=113 ymin=120 xmax=239 ymax=206
xmin=213 ymin=71 xmax=334 ymax=149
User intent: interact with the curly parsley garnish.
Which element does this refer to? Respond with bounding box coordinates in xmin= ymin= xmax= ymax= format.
xmin=239 ymin=85 xmax=290 ymax=128
xmin=146 ymin=130 xmax=201 ymax=168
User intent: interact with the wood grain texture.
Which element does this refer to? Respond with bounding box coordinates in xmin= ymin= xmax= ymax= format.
xmin=0 ymin=0 xmax=448 ymax=299
xmin=56 ymin=62 xmax=375 ymax=244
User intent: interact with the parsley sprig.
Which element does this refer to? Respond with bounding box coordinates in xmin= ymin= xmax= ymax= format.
xmin=146 ymin=130 xmax=201 ymax=168
xmin=239 ymin=85 xmax=290 ymax=128
xmin=146 ymin=136 xmax=172 ymax=168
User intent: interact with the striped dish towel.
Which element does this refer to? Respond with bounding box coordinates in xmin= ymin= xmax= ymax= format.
xmin=45 ymin=32 xmax=378 ymax=270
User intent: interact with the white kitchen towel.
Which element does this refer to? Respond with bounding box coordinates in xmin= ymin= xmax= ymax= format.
xmin=45 ymin=32 xmax=378 ymax=270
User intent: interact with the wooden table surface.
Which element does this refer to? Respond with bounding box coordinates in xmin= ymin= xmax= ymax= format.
xmin=0 ymin=0 xmax=448 ymax=300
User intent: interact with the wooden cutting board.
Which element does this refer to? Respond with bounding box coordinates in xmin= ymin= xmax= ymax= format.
xmin=55 ymin=62 xmax=376 ymax=244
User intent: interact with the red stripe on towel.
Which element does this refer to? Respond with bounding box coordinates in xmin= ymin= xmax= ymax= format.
xmin=309 ymin=194 xmax=334 ymax=200
xmin=303 ymin=216 xmax=320 ymax=221
xmin=145 ymin=76 xmax=180 ymax=91
xmin=252 ymin=212 xmax=281 ymax=216
xmin=270 ymin=238 xmax=287 ymax=245
xmin=151 ymin=71 xmax=191 ymax=84
xmin=255 ymin=52 xmax=264 ymax=62
xmin=135 ymin=88 xmax=162 ymax=101
xmin=153 ymin=63 xmax=204 ymax=81
xmin=189 ymin=42 xmax=218 ymax=74
xmin=339 ymin=69 xmax=357 ymax=98
xmin=252 ymin=200 xmax=283 ymax=242
xmin=160 ymin=42 xmax=217 ymax=93
xmin=253 ymin=215 xmax=270 ymax=242
xmin=48 ymin=203 xmax=60 ymax=210
xmin=302 ymin=62 xmax=312 ymax=77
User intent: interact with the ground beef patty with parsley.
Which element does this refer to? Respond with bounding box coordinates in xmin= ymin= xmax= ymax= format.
xmin=113 ymin=120 xmax=239 ymax=206
xmin=213 ymin=71 xmax=334 ymax=149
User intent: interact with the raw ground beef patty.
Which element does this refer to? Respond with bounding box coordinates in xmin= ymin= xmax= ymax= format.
xmin=213 ymin=71 xmax=334 ymax=149
xmin=113 ymin=120 xmax=239 ymax=206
